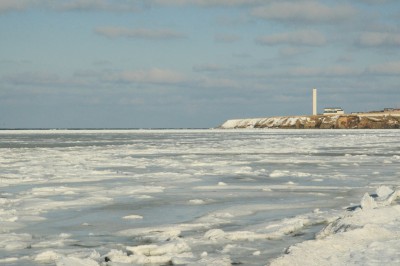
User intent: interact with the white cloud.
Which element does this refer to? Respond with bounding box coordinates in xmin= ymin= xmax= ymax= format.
xmin=193 ymin=64 xmax=225 ymax=72
xmin=357 ymin=0 xmax=395 ymax=3
xmin=256 ymin=30 xmax=326 ymax=46
xmin=197 ymin=76 xmax=242 ymax=89
xmin=0 ymin=0 xmax=263 ymax=13
xmin=287 ymin=63 xmax=400 ymax=77
xmin=95 ymin=27 xmax=185 ymax=40
xmin=251 ymin=1 xmax=357 ymax=23
xmin=3 ymin=71 xmax=61 ymax=86
xmin=0 ymin=0 xmax=264 ymax=13
xmin=336 ymin=54 xmax=353 ymax=63
xmin=0 ymin=0 xmax=35 ymax=12
xmin=214 ymin=33 xmax=241 ymax=43
xmin=108 ymin=68 xmax=186 ymax=85
xmin=279 ymin=47 xmax=308 ymax=57
xmin=0 ymin=0 xmax=267 ymax=13
xmin=0 ymin=0 xmax=141 ymax=13
xmin=55 ymin=0 xmax=139 ymax=12
xmin=288 ymin=66 xmax=361 ymax=77
xmin=358 ymin=32 xmax=400 ymax=47
xmin=150 ymin=0 xmax=265 ymax=7
xmin=366 ymin=61 xmax=400 ymax=75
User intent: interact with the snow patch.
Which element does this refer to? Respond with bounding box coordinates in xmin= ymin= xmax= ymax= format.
xmin=105 ymin=240 xmax=192 ymax=265
xmin=0 ymin=233 xmax=32 ymax=250
xmin=360 ymin=193 xmax=377 ymax=210
xmin=188 ymin=199 xmax=206 ymax=205
xmin=271 ymin=186 xmax=400 ymax=266
xmin=269 ymin=170 xmax=311 ymax=178
xmin=56 ymin=257 xmax=99 ymax=266
xmin=123 ymin=214 xmax=143 ymax=220
xmin=35 ymin=250 xmax=61 ymax=262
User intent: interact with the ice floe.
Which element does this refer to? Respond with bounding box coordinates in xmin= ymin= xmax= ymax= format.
xmin=271 ymin=186 xmax=400 ymax=266
xmin=122 ymin=214 xmax=143 ymax=220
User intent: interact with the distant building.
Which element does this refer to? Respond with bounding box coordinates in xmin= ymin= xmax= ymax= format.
xmin=365 ymin=108 xmax=400 ymax=114
xmin=312 ymin=88 xmax=317 ymax=115
xmin=351 ymin=108 xmax=400 ymax=115
xmin=383 ymin=108 xmax=400 ymax=113
xmin=323 ymin=107 xmax=344 ymax=115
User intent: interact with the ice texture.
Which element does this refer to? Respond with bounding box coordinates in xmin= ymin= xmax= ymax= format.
xmin=0 ymin=129 xmax=400 ymax=265
xmin=271 ymin=186 xmax=400 ymax=266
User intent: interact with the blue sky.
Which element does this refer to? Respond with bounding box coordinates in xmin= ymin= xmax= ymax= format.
xmin=1 ymin=0 xmax=399 ymax=128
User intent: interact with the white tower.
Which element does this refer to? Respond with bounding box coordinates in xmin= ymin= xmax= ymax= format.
xmin=312 ymin=88 xmax=317 ymax=115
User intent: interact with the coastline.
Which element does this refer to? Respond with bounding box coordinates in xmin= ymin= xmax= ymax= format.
xmin=219 ymin=114 xmax=400 ymax=129
xmin=270 ymin=186 xmax=400 ymax=266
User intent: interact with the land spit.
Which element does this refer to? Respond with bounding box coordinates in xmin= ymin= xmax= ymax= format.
xmin=219 ymin=114 xmax=400 ymax=129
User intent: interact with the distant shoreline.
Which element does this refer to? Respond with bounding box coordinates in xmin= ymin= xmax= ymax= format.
xmin=219 ymin=113 xmax=400 ymax=129
xmin=0 ymin=128 xmax=209 ymax=131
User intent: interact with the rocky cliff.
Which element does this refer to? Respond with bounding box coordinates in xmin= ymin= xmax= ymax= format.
xmin=219 ymin=115 xmax=400 ymax=129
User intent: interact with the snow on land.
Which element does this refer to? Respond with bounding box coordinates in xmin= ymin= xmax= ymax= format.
xmin=270 ymin=186 xmax=400 ymax=266
xmin=220 ymin=114 xmax=400 ymax=129
xmin=220 ymin=116 xmax=308 ymax=129
xmin=220 ymin=118 xmax=263 ymax=129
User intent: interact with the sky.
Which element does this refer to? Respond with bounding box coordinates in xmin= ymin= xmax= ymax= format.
xmin=0 ymin=0 xmax=400 ymax=128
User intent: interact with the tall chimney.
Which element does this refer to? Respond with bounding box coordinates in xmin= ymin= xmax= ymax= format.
xmin=312 ymin=88 xmax=317 ymax=115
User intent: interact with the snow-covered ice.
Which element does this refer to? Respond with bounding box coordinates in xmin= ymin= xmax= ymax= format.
xmin=271 ymin=186 xmax=400 ymax=266
xmin=0 ymin=129 xmax=400 ymax=265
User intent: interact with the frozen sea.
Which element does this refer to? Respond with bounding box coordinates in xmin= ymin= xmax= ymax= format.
xmin=1 ymin=129 xmax=400 ymax=265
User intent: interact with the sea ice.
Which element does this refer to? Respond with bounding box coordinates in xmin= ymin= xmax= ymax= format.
xmin=104 ymin=240 xmax=192 ymax=265
xmin=360 ymin=193 xmax=377 ymax=210
xmin=34 ymin=250 xmax=61 ymax=262
xmin=0 ymin=233 xmax=32 ymax=250
xmin=270 ymin=186 xmax=400 ymax=266
xmin=122 ymin=214 xmax=143 ymax=220
xmin=188 ymin=199 xmax=207 ymax=205
xmin=56 ymin=257 xmax=99 ymax=266
xmin=1 ymin=129 xmax=400 ymax=265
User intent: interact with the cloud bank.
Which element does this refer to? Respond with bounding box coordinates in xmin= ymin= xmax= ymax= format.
xmin=256 ymin=30 xmax=327 ymax=46
xmin=251 ymin=1 xmax=357 ymax=23
xmin=358 ymin=31 xmax=400 ymax=47
xmin=106 ymin=68 xmax=187 ymax=85
xmin=95 ymin=27 xmax=185 ymax=40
